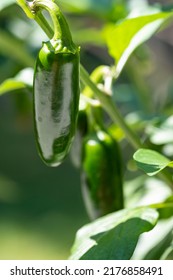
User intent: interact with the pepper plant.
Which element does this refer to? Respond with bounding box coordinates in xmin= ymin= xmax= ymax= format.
xmin=0 ymin=0 xmax=173 ymax=260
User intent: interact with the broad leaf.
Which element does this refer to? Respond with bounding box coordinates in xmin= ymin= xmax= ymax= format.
xmin=69 ymin=207 xmax=158 ymax=260
xmin=0 ymin=68 xmax=33 ymax=96
xmin=104 ymin=11 xmax=173 ymax=76
xmin=133 ymin=148 xmax=173 ymax=176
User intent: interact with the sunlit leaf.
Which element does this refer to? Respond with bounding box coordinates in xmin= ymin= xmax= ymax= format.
xmin=0 ymin=68 xmax=33 ymax=96
xmin=69 ymin=207 xmax=158 ymax=260
xmin=104 ymin=11 xmax=173 ymax=76
xmin=133 ymin=149 xmax=173 ymax=176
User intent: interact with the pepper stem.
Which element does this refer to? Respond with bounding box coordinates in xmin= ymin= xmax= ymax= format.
xmin=19 ymin=0 xmax=76 ymax=52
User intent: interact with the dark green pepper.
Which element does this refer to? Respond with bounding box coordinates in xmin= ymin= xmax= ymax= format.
xmin=32 ymin=1 xmax=80 ymax=166
xmin=33 ymin=42 xmax=80 ymax=166
xmin=81 ymin=128 xmax=124 ymax=220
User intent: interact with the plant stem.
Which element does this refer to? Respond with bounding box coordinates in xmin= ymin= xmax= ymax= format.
xmin=80 ymin=65 xmax=142 ymax=149
xmin=35 ymin=11 xmax=54 ymax=38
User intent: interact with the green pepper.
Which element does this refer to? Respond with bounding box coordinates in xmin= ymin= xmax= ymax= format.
xmin=81 ymin=128 xmax=124 ymax=220
xmin=32 ymin=1 xmax=80 ymax=166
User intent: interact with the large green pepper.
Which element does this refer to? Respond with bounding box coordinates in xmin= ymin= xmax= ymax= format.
xmin=33 ymin=1 xmax=80 ymax=166
xmin=81 ymin=128 xmax=124 ymax=220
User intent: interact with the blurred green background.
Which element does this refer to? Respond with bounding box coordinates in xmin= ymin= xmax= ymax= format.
xmin=1 ymin=0 xmax=173 ymax=259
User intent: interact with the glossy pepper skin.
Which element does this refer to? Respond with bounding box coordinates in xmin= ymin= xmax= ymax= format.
xmin=81 ymin=129 xmax=123 ymax=220
xmin=33 ymin=41 xmax=80 ymax=166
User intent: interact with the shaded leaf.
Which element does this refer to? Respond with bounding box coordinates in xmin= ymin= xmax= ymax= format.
xmin=133 ymin=149 xmax=173 ymax=176
xmin=69 ymin=207 xmax=158 ymax=260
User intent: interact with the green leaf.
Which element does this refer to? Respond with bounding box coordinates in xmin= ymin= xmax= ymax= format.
xmin=0 ymin=68 xmax=33 ymax=96
xmin=133 ymin=149 xmax=173 ymax=176
xmin=0 ymin=80 xmax=26 ymax=96
xmin=104 ymin=11 xmax=173 ymax=76
xmin=69 ymin=207 xmax=158 ymax=260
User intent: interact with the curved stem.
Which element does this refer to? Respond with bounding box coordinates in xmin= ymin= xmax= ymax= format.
xmin=34 ymin=0 xmax=62 ymax=40
xmin=18 ymin=0 xmax=75 ymax=51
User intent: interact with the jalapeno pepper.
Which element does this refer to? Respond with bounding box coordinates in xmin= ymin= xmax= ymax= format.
xmin=81 ymin=128 xmax=124 ymax=220
xmin=32 ymin=1 xmax=80 ymax=166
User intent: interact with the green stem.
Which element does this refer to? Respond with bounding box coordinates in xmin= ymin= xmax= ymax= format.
xmin=35 ymin=11 xmax=54 ymax=38
xmin=143 ymin=202 xmax=173 ymax=210
xmin=16 ymin=0 xmax=35 ymax=18
xmin=34 ymin=0 xmax=62 ymax=40
xmin=80 ymin=65 xmax=142 ymax=149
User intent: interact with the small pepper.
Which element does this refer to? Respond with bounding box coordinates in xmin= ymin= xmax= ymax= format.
xmin=81 ymin=128 xmax=124 ymax=220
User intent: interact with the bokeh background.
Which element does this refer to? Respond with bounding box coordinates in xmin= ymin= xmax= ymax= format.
xmin=0 ymin=0 xmax=173 ymax=259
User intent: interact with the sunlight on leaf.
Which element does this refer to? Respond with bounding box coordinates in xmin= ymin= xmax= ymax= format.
xmin=104 ymin=11 xmax=173 ymax=76
xmin=69 ymin=207 xmax=158 ymax=260
xmin=0 ymin=68 xmax=33 ymax=96
xmin=133 ymin=149 xmax=173 ymax=176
